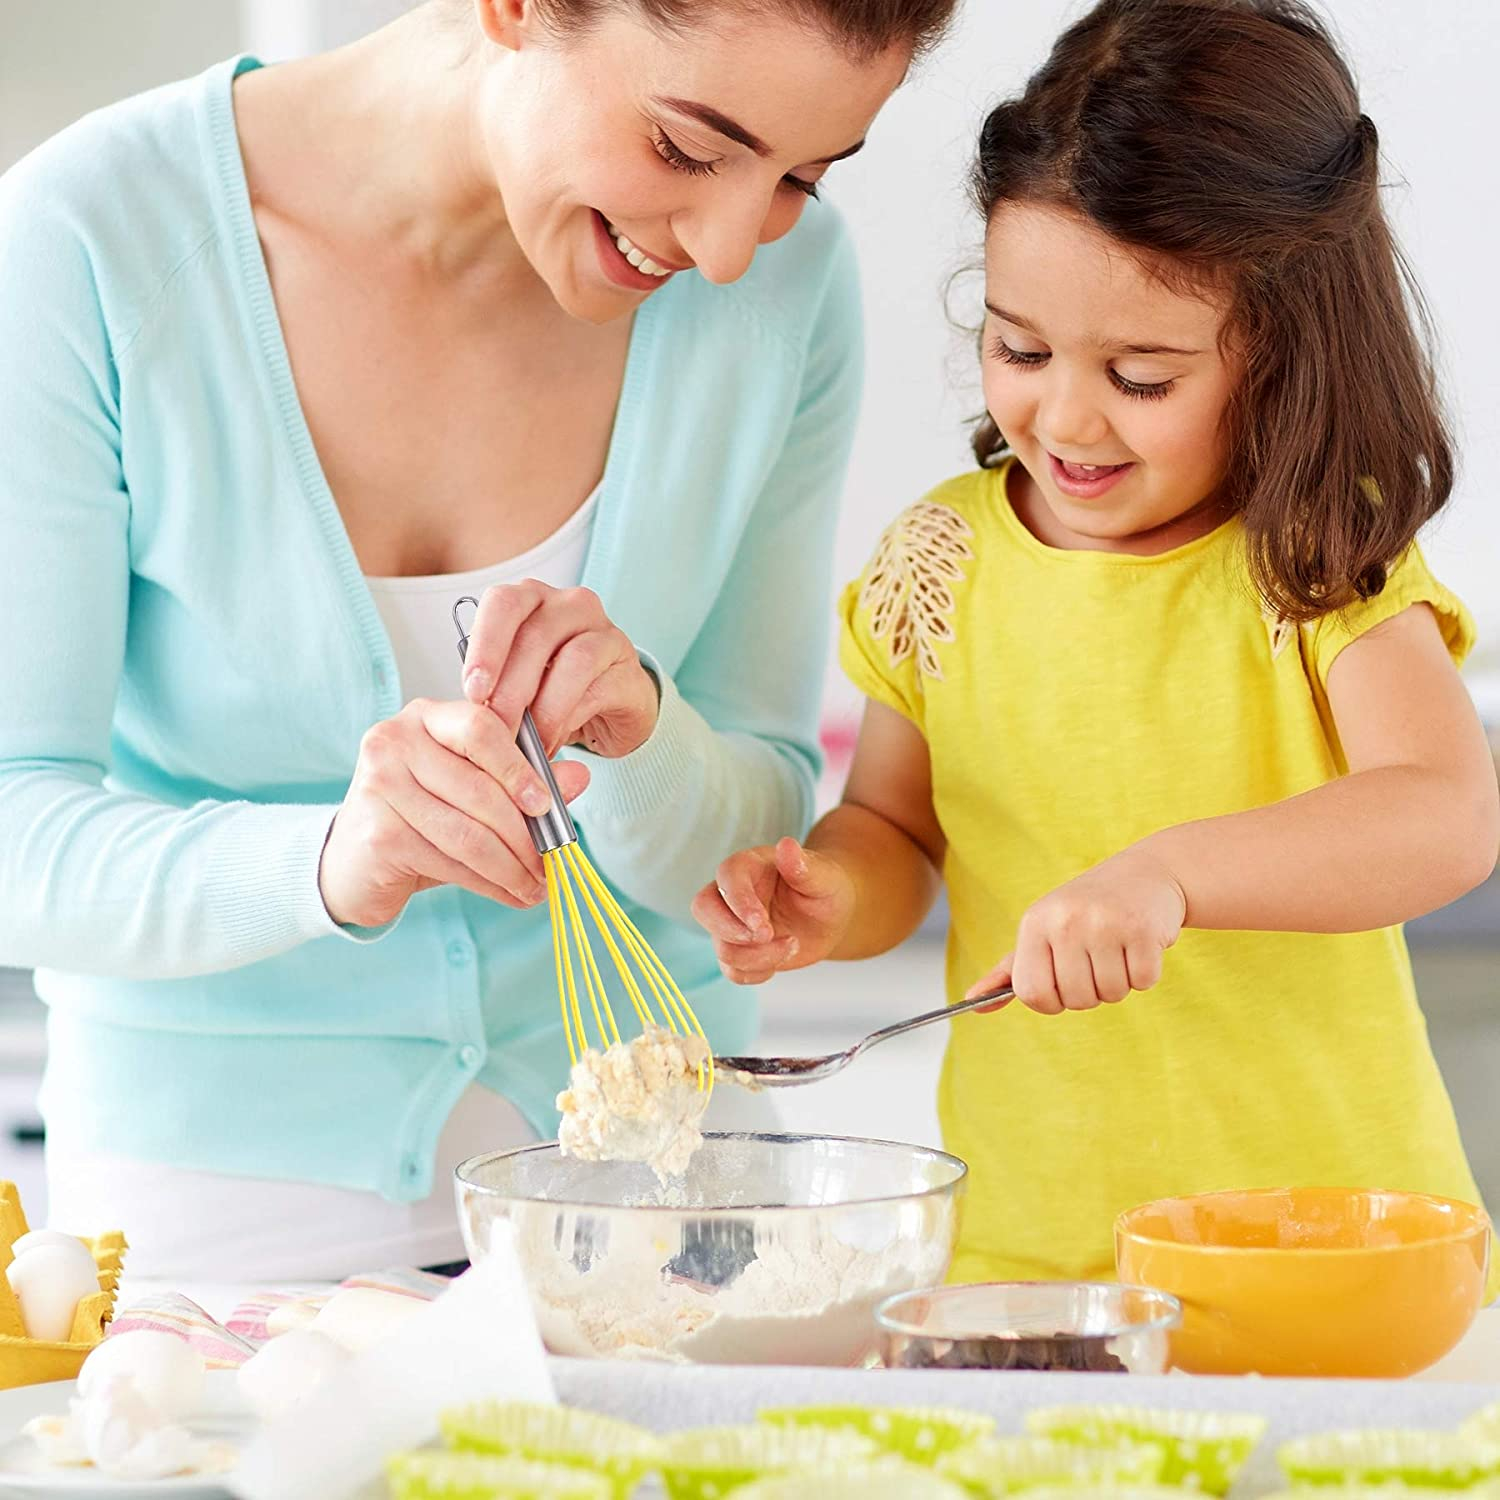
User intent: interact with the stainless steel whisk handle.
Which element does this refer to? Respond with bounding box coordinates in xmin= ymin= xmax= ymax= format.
xmin=453 ymin=595 xmax=578 ymax=857
xmin=513 ymin=711 xmax=578 ymax=854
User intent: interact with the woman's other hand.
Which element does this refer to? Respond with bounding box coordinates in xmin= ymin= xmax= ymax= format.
xmin=318 ymin=698 xmax=590 ymax=928
xmin=692 ymin=836 xmax=855 ymax=984
xmin=965 ymin=847 xmax=1187 ymax=1014
xmin=459 ymin=581 xmax=660 ymax=758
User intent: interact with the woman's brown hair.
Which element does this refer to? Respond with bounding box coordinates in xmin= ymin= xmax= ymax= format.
xmin=444 ymin=0 xmax=958 ymax=58
xmin=971 ymin=0 xmax=1454 ymax=622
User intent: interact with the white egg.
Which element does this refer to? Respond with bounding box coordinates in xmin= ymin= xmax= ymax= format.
xmin=77 ymin=1331 xmax=206 ymax=1422
xmin=5 ymin=1245 xmax=100 ymax=1344
xmin=10 ymin=1231 xmax=97 ymax=1273
xmin=307 ymin=1288 xmax=425 ymax=1354
xmin=265 ymin=1298 xmax=321 ymax=1338
xmin=236 ymin=1329 xmax=349 ymax=1423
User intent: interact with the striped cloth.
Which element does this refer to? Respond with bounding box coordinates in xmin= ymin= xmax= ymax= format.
xmin=108 ymin=1268 xmax=450 ymax=1369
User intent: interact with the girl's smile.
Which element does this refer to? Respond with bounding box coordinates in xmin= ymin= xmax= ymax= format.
xmin=1047 ymin=452 xmax=1135 ymax=499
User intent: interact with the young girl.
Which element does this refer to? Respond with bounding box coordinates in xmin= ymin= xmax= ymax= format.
xmin=693 ymin=0 xmax=1500 ymax=1287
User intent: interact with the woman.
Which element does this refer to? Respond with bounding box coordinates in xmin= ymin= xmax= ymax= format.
xmin=0 ymin=0 xmax=955 ymax=1277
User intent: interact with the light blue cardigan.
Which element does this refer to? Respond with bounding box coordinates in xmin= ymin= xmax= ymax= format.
xmin=0 ymin=58 xmax=862 ymax=1201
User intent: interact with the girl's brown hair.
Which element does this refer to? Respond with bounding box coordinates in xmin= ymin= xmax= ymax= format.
xmin=445 ymin=0 xmax=957 ymax=58
xmin=971 ymin=0 xmax=1454 ymax=621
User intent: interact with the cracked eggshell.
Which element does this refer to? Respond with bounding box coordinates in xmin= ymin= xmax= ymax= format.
xmin=77 ymin=1332 xmax=206 ymax=1422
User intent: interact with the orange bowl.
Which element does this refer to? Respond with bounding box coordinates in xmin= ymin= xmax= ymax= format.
xmin=1115 ymin=1187 xmax=1490 ymax=1378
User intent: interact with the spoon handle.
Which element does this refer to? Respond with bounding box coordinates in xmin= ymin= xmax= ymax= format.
xmin=858 ymin=985 xmax=1014 ymax=1053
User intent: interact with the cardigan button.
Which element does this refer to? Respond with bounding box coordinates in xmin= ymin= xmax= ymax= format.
xmin=459 ymin=1044 xmax=482 ymax=1069
xmin=446 ymin=940 xmax=473 ymax=967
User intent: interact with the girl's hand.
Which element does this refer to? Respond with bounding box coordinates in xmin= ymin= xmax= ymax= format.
xmin=319 ymin=698 xmax=590 ymax=928
xmin=692 ymin=837 xmax=855 ymax=984
xmin=459 ymin=581 xmax=660 ymax=759
xmin=965 ymin=847 xmax=1187 ymax=1014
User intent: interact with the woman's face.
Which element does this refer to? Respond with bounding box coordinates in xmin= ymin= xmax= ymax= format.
xmin=473 ymin=0 xmax=911 ymax=322
xmin=982 ymin=202 xmax=1241 ymax=553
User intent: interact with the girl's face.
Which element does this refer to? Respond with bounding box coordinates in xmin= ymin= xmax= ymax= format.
xmin=475 ymin=1 xmax=910 ymax=323
xmin=982 ymin=202 xmax=1241 ymax=552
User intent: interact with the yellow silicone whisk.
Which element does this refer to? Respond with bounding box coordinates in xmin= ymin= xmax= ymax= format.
xmin=452 ymin=596 xmax=712 ymax=1087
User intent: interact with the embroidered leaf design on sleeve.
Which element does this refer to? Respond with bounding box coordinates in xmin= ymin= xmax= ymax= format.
xmin=858 ymin=502 xmax=975 ymax=682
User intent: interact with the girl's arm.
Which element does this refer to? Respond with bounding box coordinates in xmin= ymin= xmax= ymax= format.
xmin=969 ymin=603 xmax=1499 ymax=1013
xmin=693 ymin=700 xmax=944 ymax=981
xmin=1147 ymin=602 xmax=1499 ymax=930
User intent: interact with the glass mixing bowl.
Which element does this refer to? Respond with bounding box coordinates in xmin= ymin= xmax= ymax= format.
xmin=455 ymin=1132 xmax=966 ymax=1365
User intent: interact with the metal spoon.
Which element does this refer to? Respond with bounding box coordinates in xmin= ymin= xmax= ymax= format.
xmin=714 ymin=986 xmax=1013 ymax=1088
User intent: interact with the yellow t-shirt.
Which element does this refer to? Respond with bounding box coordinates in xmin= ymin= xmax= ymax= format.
xmin=839 ymin=459 xmax=1488 ymax=1289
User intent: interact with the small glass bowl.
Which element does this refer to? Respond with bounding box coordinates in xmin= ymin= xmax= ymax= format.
xmin=874 ymin=1281 xmax=1182 ymax=1374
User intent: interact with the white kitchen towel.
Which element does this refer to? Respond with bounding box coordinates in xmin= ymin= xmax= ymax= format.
xmin=229 ymin=1223 xmax=553 ymax=1500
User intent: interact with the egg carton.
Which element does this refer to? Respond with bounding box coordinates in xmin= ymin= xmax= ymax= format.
xmin=0 ymin=1179 xmax=126 ymax=1390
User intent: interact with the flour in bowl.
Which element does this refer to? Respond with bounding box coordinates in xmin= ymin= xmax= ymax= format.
xmin=523 ymin=1209 xmax=944 ymax=1365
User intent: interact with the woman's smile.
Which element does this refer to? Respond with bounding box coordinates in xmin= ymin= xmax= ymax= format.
xmin=591 ymin=210 xmax=682 ymax=292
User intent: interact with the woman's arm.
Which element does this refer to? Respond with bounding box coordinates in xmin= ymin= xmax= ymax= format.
xmin=968 ymin=602 xmax=1499 ymax=1013
xmin=694 ymin=700 xmax=944 ymax=981
xmin=0 ymin=191 xmax=364 ymax=980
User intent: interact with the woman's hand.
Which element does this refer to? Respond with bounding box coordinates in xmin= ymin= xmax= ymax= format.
xmin=319 ymin=697 xmax=590 ymax=928
xmin=692 ymin=836 xmax=856 ymax=984
xmin=965 ymin=847 xmax=1187 ymax=1014
xmin=459 ymin=581 xmax=660 ymax=759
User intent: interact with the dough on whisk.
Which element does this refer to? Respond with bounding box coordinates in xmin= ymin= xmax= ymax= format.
xmin=556 ymin=1026 xmax=711 ymax=1181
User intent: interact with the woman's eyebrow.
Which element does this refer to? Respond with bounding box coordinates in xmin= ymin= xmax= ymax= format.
xmin=985 ymin=302 xmax=1202 ymax=357
xmin=654 ymin=97 xmax=865 ymax=165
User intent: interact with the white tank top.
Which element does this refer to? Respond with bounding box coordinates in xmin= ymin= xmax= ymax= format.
xmin=365 ymin=488 xmax=600 ymax=704
xmin=45 ymin=493 xmax=604 ymax=1278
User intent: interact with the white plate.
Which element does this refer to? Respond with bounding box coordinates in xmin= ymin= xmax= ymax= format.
xmin=0 ymin=1371 xmax=253 ymax=1499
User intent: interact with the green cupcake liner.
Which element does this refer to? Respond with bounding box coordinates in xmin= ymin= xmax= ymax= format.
xmin=733 ymin=1463 xmax=971 ymax=1500
xmin=1463 ymin=1403 xmax=1500 ymax=1449
xmin=1263 ymin=1489 xmax=1500 ymax=1499
xmin=440 ymin=1400 xmax=662 ymax=1497
xmin=1006 ymin=1489 xmax=1207 ymax=1500
xmin=1279 ymin=1429 xmax=1500 ymax=1489
xmin=659 ymin=1424 xmax=881 ymax=1500
xmin=386 ymin=1449 xmax=613 ymax=1500
xmin=937 ymin=1436 xmax=1164 ymax=1496
xmin=759 ymin=1404 xmax=995 ymax=1463
xmin=1025 ymin=1405 xmax=1266 ymax=1496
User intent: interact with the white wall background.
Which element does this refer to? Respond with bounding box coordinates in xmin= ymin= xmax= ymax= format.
xmin=4 ymin=0 xmax=1495 ymax=735
xmin=0 ymin=2 xmax=240 ymax=166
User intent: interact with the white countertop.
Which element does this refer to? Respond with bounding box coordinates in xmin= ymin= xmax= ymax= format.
xmin=121 ymin=1279 xmax=1500 ymax=1385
